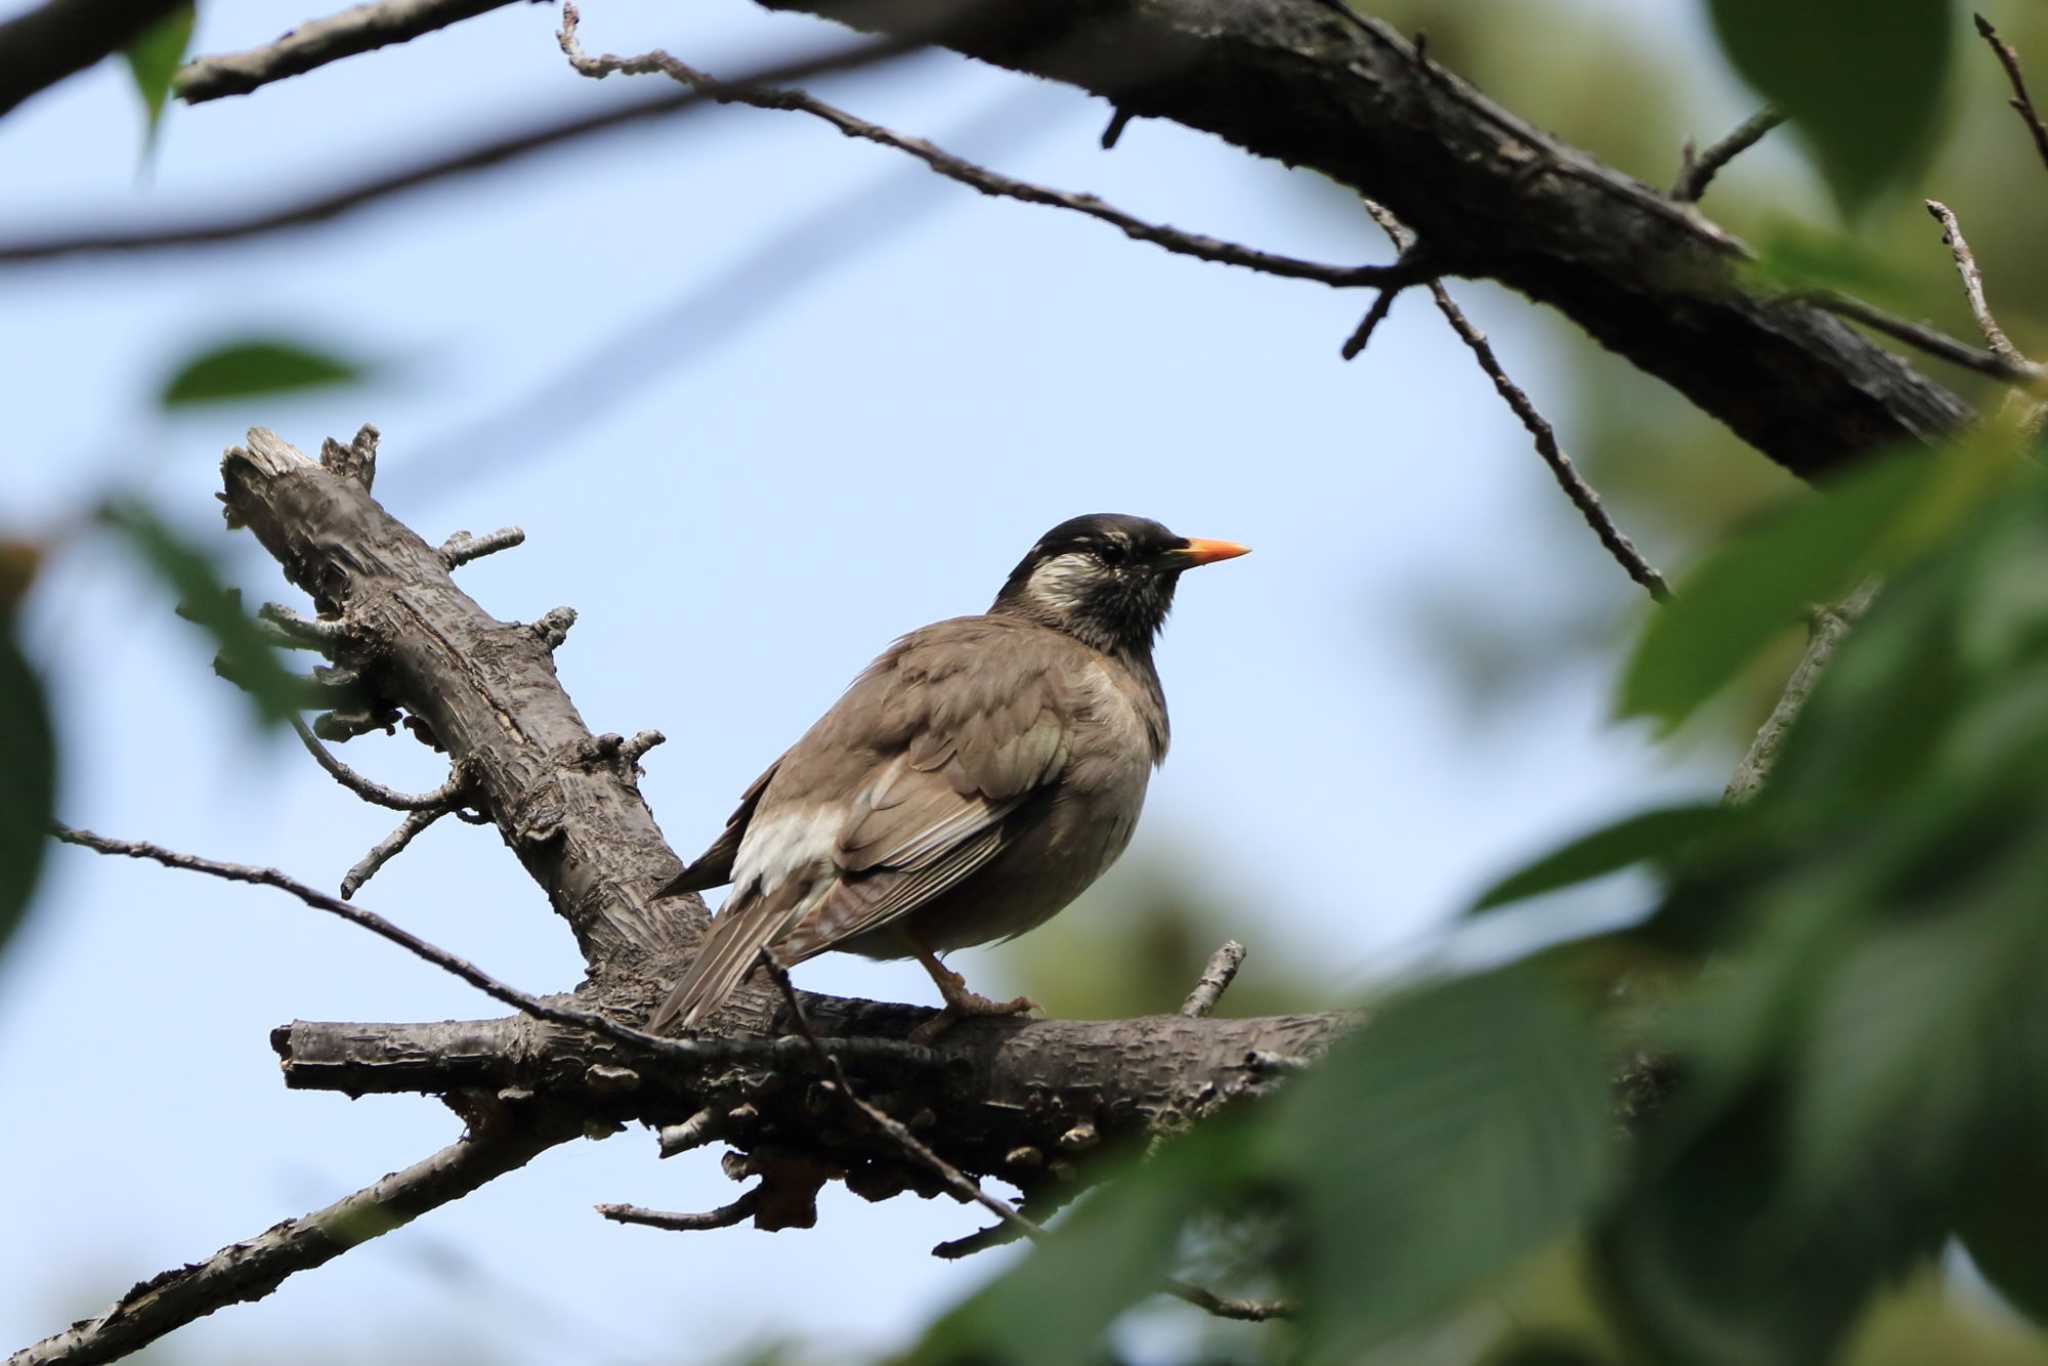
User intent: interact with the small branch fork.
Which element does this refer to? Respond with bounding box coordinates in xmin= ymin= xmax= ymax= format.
xmin=1670 ymin=108 xmax=1783 ymax=203
xmin=1357 ymin=201 xmax=1671 ymax=603
xmin=556 ymin=3 xmax=1421 ymax=295
xmin=748 ymin=949 xmax=1296 ymax=1323
xmin=1924 ymin=200 xmax=2031 ymax=374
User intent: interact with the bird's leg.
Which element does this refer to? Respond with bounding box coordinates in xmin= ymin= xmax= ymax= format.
xmin=908 ymin=943 xmax=1037 ymax=1043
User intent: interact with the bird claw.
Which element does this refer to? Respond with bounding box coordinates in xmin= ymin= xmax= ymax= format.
xmin=909 ymin=991 xmax=1039 ymax=1044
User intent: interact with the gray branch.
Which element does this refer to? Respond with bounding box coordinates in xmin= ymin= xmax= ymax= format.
xmin=5 ymin=1107 xmax=580 ymax=1366
xmin=746 ymin=0 xmax=1971 ymax=481
xmin=175 ymin=0 xmax=516 ymax=104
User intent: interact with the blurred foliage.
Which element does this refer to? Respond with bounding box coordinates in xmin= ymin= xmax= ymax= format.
xmin=988 ymin=855 xmax=1325 ymax=1018
xmin=121 ymin=4 xmax=194 ymax=147
xmin=1707 ymin=0 xmax=1956 ymax=216
xmin=158 ymin=337 xmax=366 ymax=408
xmin=902 ymin=404 xmax=2048 ymax=1363
xmin=100 ymin=499 xmax=302 ymax=726
xmin=0 ymin=596 xmax=56 ymax=968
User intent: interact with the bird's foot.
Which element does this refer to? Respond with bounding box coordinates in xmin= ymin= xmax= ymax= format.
xmin=909 ymin=989 xmax=1039 ymax=1044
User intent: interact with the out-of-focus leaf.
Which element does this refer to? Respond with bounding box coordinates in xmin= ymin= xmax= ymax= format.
xmin=1485 ymin=1342 xmax=1613 ymax=1366
xmin=0 ymin=625 xmax=56 ymax=964
xmin=1266 ymin=964 xmax=1615 ymax=1357
xmin=1598 ymin=1083 xmax=1941 ymax=1366
xmin=1957 ymin=1138 xmax=2048 ymax=1328
xmin=1618 ymin=452 xmax=1930 ymax=731
xmin=121 ymin=5 xmax=195 ymax=142
xmin=1471 ymin=805 xmax=1728 ymax=912
xmin=1704 ymin=0 xmax=1955 ymax=217
xmin=101 ymin=500 xmax=298 ymax=726
xmin=907 ymin=961 xmax=1612 ymax=1365
xmin=0 ymin=541 xmax=42 ymax=612
xmin=1745 ymin=219 xmax=1912 ymax=298
xmin=905 ymin=1133 xmax=1226 ymax=1366
xmin=158 ymin=338 xmax=365 ymax=408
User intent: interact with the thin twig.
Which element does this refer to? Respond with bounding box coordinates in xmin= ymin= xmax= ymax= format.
xmin=1804 ymin=289 xmax=2045 ymax=388
xmin=1362 ymin=201 xmax=1671 ymax=603
xmin=557 ymin=4 xmax=1419 ymax=294
xmin=1180 ymin=940 xmax=1248 ymax=1018
xmin=1976 ymin=13 xmax=2048 ymax=175
xmin=1925 ymin=199 xmax=2029 ymax=368
xmin=754 ymin=949 xmax=1295 ymax=1323
xmin=1723 ymin=582 xmax=1877 ymax=805
xmin=1100 ymin=105 xmax=1135 ymax=149
xmin=5 ymin=1111 xmax=576 ymax=1366
xmin=439 ymin=526 xmax=525 ymax=569
xmin=596 ymin=1192 xmax=759 ymax=1233
xmin=341 ymin=804 xmax=457 ymax=898
xmin=1670 ymin=108 xmax=1784 ymax=202
xmin=0 ymin=37 xmax=919 ymax=265
xmin=46 ymin=824 xmax=935 ymax=1073
xmin=619 ymin=730 xmax=666 ymax=766
xmin=176 ymin=0 xmax=515 ymax=103
xmin=291 ymin=716 xmax=468 ymax=811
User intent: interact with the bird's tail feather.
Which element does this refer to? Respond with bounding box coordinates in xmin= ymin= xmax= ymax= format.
xmin=650 ymin=878 xmax=815 ymax=1032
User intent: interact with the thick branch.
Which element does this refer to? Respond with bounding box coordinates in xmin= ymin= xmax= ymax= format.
xmin=6 ymin=1109 xmax=578 ymax=1366
xmin=749 ymin=0 xmax=1970 ymax=480
xmin=0 ymin=0 xmax=185 ymax=117
xmin=219 ymin=428 xmax=694 ymax=972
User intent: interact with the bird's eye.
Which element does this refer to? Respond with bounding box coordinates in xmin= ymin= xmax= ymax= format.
xmin=1095 ymin=543 xmax=1130 ymax=567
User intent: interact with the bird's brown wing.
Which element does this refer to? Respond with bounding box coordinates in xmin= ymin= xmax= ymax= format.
xmin=650 ymin=618 xmax=1076 ymax=1030
xmin=656 ymin=758 xmax=780 ymax=898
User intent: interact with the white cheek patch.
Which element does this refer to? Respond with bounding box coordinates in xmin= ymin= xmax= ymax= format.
xmin=1023 ymin=552 xmax=1097 ymax=615
xmin=732 ymin=806 xmax=841 ymax=897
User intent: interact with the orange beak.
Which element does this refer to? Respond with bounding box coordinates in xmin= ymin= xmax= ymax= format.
xmin=1170 ymin=537 xmax=1251 ymax=567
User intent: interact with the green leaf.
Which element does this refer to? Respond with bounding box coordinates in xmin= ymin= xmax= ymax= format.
xmin=1705 ymin=0 xmax=1955 ymax=218
xmin=1471 ymin=805 xmax=1728 ymax=912
xmin=101 ymin=500 xmax=300 ymax=726
xmin=159 ymin=338 xmax=365 ymax=409
xmin=1618 ymin=452 xmax=1930 ymax=732
xmin=1745 ymin=218 xmax=1911 ymax=299
xmin=1264 ymin=964 xmax=1616 ymax=1357
xmin=121 ymin=5 xmax=195 ymax=143
xmin=904 ymin=962 xmax=1614 ymax=1365
xmin=0 ymin=625 xmax=56 ymax=965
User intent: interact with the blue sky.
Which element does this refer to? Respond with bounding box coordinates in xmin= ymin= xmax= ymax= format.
xmin=1 ymin=2 xmax=1731 ymax=1360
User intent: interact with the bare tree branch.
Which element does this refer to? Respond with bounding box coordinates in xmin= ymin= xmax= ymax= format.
xmin=1180 ymin=939 xmax=1247 ymax=1018
xmin=1361 ymin=201 xmax=1671 ymax=603
xmin=290 ymin=715 xmax=467 ymax=811
xmin=176 ymin=0 xmax=514 ymax=103
xmin=596 ymin=1192 xmax=760 ymax=1233
xmin=0 ymin=0 xmax=185 ymax=118
xmin=340 ymin=801 xmax=458 ymax=897
xmin=1975 ymin=12 xmax=2048 ymax=175
xmin=1924 ymin=199 xmax=2031 ymax=370
xmin=1723 ymin=583 xmax=1878 ymax=805
xmin=1671 ymin=108 xmax=1784 ymax=202
xmin=438 ymin=526 xmax=525 ymax=569
xmin=4 ymin=1108 xmax=580 ymax=1366
xmin=556 ymin=3 xmax=1420 ymax=293
xmin=749 ymin=0 xmax=1970 ymax=481
xmin=0 ymin=37 xmax=919 ymax=265
xmin=46 ymin=823 xmax=934 ymax=1072
xmin=1805 ymin=290 xmax=2044 ymax=389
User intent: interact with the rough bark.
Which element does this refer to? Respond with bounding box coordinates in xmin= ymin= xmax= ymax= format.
xmin=748 ymin=0 xmax=1972 ymax=480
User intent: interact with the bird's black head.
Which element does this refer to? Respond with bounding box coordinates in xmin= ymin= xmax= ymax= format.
xmin=990 ymin=513 xmax=1248 ymax=657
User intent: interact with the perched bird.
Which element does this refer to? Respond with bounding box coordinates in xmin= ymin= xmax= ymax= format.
xmin=651 ymin=514 xmax=1248 ymax=1036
